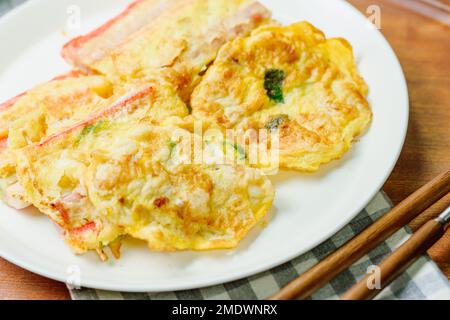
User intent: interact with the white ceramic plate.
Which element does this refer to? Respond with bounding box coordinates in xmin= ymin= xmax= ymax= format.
xmin=0 ymin=0 xmax=409 ymax=292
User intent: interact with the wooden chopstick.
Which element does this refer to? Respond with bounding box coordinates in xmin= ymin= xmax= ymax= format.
xmin=410 ymin=192 xmax=450 ymax=231
xmin=268 ymin=170 xmax=450 ymax=300
xmin=342 ymin=201 xmax=450 ymax=300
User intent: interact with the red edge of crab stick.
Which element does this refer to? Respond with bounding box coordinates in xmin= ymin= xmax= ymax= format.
xmin=61 ymin=0 xmax=271 ymax=70
xmin=0 ymin=70 xmax=85 ymax=114
xmin=71 ymin=221 xmax=97 ymax=235
xmin=36 ymin=85 xmax=155 ymax=148
xmin=0 ymin=137 xmax=7 ymax=150
xmin=61 ymin=0 xmax=146 ymax=66
xmin=63 ymin=0 xmax=145 ymax=49
xmin=0 ymin=93 xmax=26 ymax=113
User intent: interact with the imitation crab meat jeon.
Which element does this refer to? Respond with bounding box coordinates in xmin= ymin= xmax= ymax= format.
xmin=0 ymin=1 xmax=373 ymax=261
xmin=62 ymin=0 xmax=273 ymax=101
xmin=13 ymin=85 xmax=274 ymax=258
xmin=0 ymin=72 xmax=113 ymax=208
xmin=0 ymin=1 xmax=275 ymax=258
xmin=1 ymin=0 xmax=271 ymax=156
xmin=0 ymin=76 xmax=189 ymax=209
xmin=191 ymin=22 xmax=372 ymax=172
xmin=0 ymin=72 xmax=113 ymax=147
xmin=62 ymin=0 xmax=185 ymax=72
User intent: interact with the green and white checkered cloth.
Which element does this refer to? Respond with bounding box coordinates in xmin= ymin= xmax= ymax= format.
xmin=68 ymin=192 xmax=450 ymax=300
xmin=2 ymin=0 xmax=449 ymax=301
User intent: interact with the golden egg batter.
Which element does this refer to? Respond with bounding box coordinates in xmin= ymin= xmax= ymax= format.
xmin=191 ymin=22 xmax=372 ymax=172
xmin=0 ymin=2 xmax=374 ymax=260
xmin=13 ymin=87 xmax=273 ymax=258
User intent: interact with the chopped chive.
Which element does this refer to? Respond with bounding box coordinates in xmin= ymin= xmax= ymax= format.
xmin=264 ymin=69 xmax=285 ymax=103
xmin=265 ymin=115 xmax=289 ymax=132
xmin=77 ymin=120 xmax=108 ymax=144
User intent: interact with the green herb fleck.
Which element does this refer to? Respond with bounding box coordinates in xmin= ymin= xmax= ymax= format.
xmin=77 ymin=120 xmax=108 ymax=144
xmin=265 ymin=115 xmax=289 ymax=132
xmin=234 ymin=144 xmax=246 ymax=160
xmin=168 ymin=140 xmax=178 ymax=155
xmin=225 ymin=141 xmax=247 ymax=160
xmin=264 ymin=69 xmax=285 ymax=103
xmin=168 ymin=141 xmax=177 ymax=150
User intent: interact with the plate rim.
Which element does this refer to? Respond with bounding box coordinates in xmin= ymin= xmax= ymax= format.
xmin=0 ymin=0 xmax=409 ymax=293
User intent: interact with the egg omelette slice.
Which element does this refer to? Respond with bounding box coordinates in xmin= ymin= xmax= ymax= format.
xmin=191 ymin=22 xmax=372 ymax=172
xmin=62 ymin=0 xmax=185 ymax=72
xmin=75 ymin=0 xmax=272 ymax=102
xmin=0 ymin=72 xmax=113 ymax=206
xmin=1 ymin=78 xmax=189 ymax=210
xmin=0 ymin=71 xmax=112 ymax=144
xmin=12 ymin=87 xmax=273 ymax=258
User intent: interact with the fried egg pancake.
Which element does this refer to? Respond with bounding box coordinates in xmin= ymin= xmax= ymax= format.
xmin=62 ymin=0 xmax=184 ymax=72
xmin=0 ymin=74 xmax=187 ymax=151
xmin=85 ymin=0 xmax=272 ymax=102
xmin=0 ymin=72 xmax=113 ymax=205
xmin=191 ymin=22 xmax=372 ymax=172
xmin=0 ymin=71 xmax=112 ymax=143
xmin=1 ymin=2 xmax=374 ymax=261
xmin=0 ymin=79 xmax=189 ymax=210
xmin=15 ymin=115 xmax=274 ymax=256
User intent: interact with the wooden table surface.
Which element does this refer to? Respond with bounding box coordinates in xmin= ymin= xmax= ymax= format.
xmin=0 ymin=0 xmax=449 ymax=300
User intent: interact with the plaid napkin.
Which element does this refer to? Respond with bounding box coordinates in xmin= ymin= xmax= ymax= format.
xmin=69 ymin=192 xmax=450 ymax=300
xmin=2 ymin=0 xmax=449 ymax=301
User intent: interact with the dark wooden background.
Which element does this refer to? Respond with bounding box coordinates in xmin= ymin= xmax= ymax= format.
xmin=0 ymin=0 xmax=448 ymax=299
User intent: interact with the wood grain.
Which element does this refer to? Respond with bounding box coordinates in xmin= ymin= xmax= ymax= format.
xmin=0 ymin=259 xmax=70 ymax=300
xmin=0 ymin=0 xmax=449 ymax=300
xmin=342 ymin=218 xmax=445 ymax=300
xmin=348 ymin=0 xmax=450 ymax=279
